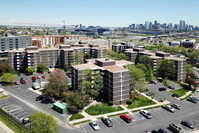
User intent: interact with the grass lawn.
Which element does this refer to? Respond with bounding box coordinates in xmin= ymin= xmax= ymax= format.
xmin=69 ymin=113 xmax=85 ymax=121
xmin=85 ymin=103 xmax=124 ymax=116
xmin=0 ymin=114 xmax=23 ymax=133
xmin=127 ymin=92 xmax=156 ymax=109
xmin=170 ymin=88 xmax=189 ymax=98
xmin=0 ymin=95 xmax=8 ymax=100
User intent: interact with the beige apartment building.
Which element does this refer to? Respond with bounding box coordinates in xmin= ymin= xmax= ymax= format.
xmin=71 ymin=58 xmax=133 ymax=105
xmin=124 ymin=48 xmax=186 ymax=81
xmin=8 ymin=44 xmax=107 ymax=71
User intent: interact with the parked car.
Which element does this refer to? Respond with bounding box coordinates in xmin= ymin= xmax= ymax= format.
xmin=101 ymin=116 xmax=113 ymax=127
xmin=0 ymin=88 xmax=4 ymax=93
xmin=35 ymin=95 xmax=45 ymax=101
xmin=158 ymin=128 xmax=167 ymax=133
xmin=41 ymin=72 xmax=44 ymax=74
xmin=32 ymin=82 xmax=40 ymax=90
xmin=191 ymin=96 xmax=199 ymax=101
xmin=18 ymin=73 xmax=21 ymax=76
xmin=169 ymin=123 xmax=184 ymax=133
xmin=157 ymin=77 xmax=163 ymax=82
xmin=37 ymin=76 xmax=41 ymax=79
xmin=172 ymin=94 xmax=178 ymax=97
xmin=171 ymin=103 xmax=181 ymax=110
xmin=120 ymin=114 xmax=132 ymax=123
xmin=159 ymin=87 xmax=166 ymax=91
xmin=187 ymin=97 xmax=197 ymax=103
xmin=14 ymin=81 xmax=20 ymax=85
xmin=21 ymin=117 xmax=30 ymax=125
xmin=32 ymin=76 xmax=36 ymax=81
xmin=42 ymin=75 xmax=45 ymax=78
xmin=20 ymin=79 xmax=26 ymax=84
xmin=140 ymin=110 xmax=152 ymax=119
xmin=181 ymin=121 xmax=194 ymax=129
xmin=151 ymin=130 xmax=158 ymax=133
xmin=162 ymin=105 xmax=175 ymax=113
xmin=168 ymin=86 xmax=175 ymax=90
xmin=151 ymin=80 xmax=158 ymax=84
xmin=26 ymin=72 xmax=31 ymax=76
xmin=89 ymin=120 xmax=100 ymax=131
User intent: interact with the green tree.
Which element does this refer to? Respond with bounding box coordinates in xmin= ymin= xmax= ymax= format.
xmin=106 ymin=49 xmax=117 ymax=58
xmin=63 ymin=91 xmax=89 ymax=112
xmin=37 ymin=64 xmax=48 ymax=72
xmin=2 ymin=73 xmax=17 ymax=83
xmin=139 ymin=55 xmax=153 ymax=69
xmin=186 ymin=63 xmax=193 ymax=74
xmin=157 ymin=59 xmax=176 ymax=79
xmin=163 ymin=77 xmax=170 ymax=88
xmin=126 ymin=65 xmax=145 ymax=91
xmin=81 ymin=69 xmax=103 ymax=99
xmin=43 ymin=70 xmax=68 ymax=99
xmin=26 ymin=66 xmax=35 ymax=74
xmin=29 ymin=112 xmax=59 ymax=133
xmin=0 ymin=60 xmax=13 ymax=76
xmin=116 ymin=53 xmax=129 ymax=60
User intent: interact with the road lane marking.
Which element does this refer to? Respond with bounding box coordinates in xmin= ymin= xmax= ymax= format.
xmin=2 ymin=104 xmax=15 ymax=109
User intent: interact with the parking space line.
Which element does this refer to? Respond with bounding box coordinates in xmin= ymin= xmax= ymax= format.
xmin=0 ymin=99 xmax=9 ymax=103
xmin=16 ymin=112 xmax=28 ymax=118
xmin=132 ymin=114 xmax=141 ymax=121
xmin=4 ymin=106 xmax=19 ymax=110
xmin=25 ymin=93 xmax=38 ymax=98
xmin=113 ymin=118 xmax=121 ymax=125
xmin=21 ymin=91 xmax=31 ymax=95
xmin=2 ymin=104 xmax=15 ymax=109
xmin=9 ymin=107 xmax=23 ymax=113
xmin=12 ymin=110 xmax=24 ymax=115
xmin=0 ymin=102 xmax=12 ymax=107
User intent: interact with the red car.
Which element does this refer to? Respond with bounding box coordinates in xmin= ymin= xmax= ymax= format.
xmin=42 ymin=75 xmax=45 ymax=78
xmin=32 ymin=76 xmax=36 ymax=81
xmin=120 ymin=114 xmax=132 ymax=123
xmin=20 ymin=80 xmax=26 ymax=84
xmin=41 ymin=72 xmax=44 ymax=74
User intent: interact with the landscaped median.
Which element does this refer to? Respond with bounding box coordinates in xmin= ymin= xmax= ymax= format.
xmin=85 ymin=103 xmax=124 ymax=116
xmin=127 ymin=91 xmax=156 ymax=109
xmin=69 ymin=113 xmax=85 ymax=121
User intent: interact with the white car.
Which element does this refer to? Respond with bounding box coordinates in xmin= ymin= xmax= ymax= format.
xmin=162 ymin=104 xmax=175 ymax=113
xmin=171 ymin=103 xmax=181 ymax=110
xmin=89 ymin=120 xmax=100 ymax=130
xmin=140 ymin=110 xmax=152 ymax=119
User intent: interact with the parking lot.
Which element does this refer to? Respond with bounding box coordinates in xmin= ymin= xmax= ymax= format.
xmin=144 ymin=81 xmax=181 ymax=101
xmin=78 ymin=107 xmax=183 ymax=133
xmin=0 ymin=96 xmax=35 ymax=121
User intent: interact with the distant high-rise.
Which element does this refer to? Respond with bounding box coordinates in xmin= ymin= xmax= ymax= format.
xmin=154 ymin=20 xmax=158 ymax=26
xmin=145 ymin=21 xmax=150 ymax=30
xmin=180 ymin=20 xmax=185 ymax=29
xmin=80 ymin=24 xmax=82 ymax=29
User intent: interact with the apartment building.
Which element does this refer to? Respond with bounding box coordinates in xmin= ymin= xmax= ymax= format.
xmin=0 ymin=36 xmax=32 ymax=53
xmin=112 ymin=42 xmax=136 ymax=53
xmin=89 ymin=44 xmax=106 ymax=58
xmin=124 ymin=48 xmax=186 ymax=81
xmin=72 ymin=58 xmax=132 ymax=105
xmin=8 ymin=44 xmax=106 ymax=71
xmin=32 ymin=35 xmax=80 ymax=48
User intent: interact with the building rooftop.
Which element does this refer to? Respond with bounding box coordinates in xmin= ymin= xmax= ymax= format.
xmin=181 ymin=39 xmax=196 ymax=43
xmin=115 ymin=60 xmax=134 ymax=66
xmin=104 ymin=65 xmax=128 ymax=73
xmin=96 ymin=58 xmax=115 ymax=63
xmin=73 ymin=64 xmax=102 ymax=70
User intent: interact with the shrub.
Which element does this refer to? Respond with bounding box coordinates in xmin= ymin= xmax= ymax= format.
xmin=139 ymin=88 xmax=147 ymax=92
xmin=108 ymin=101 xmax=113 ymax=106
xmin=127 ymin=99 xmax=133 ymax=104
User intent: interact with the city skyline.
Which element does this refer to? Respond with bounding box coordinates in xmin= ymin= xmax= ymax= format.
xmin=0 ymin=0 xmax=199 ymax=27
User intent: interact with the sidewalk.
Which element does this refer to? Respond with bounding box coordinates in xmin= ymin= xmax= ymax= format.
xmin=0 ymin=120 xmax=14 ymax=133
xmin=177 ymin=91 xmax=192 ymax=100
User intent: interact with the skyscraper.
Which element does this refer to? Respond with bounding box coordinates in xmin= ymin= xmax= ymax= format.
xmin=145 ymin=21 xmax=150 ymax=30
xmin=180 ymin=20 xmax=185 ymax=29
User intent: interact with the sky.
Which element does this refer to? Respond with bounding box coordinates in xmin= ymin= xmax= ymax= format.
xmin=0 ymin=0 xmax=199 ymax=27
